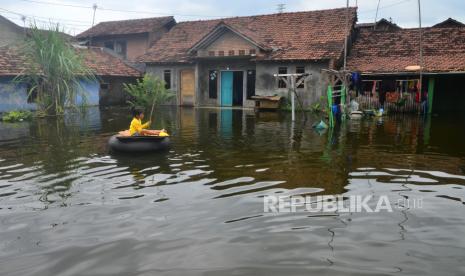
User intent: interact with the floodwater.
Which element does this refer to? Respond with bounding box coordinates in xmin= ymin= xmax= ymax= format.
xmin=0 ymin=106 xmax=464 ymax=276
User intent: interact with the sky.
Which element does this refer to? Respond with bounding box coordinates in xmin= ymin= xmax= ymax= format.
xmin=1 ymin=0 xmax=465 ymax=35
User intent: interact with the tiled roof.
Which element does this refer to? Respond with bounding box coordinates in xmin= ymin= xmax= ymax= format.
xmin=0 ymin=46 xmax=141 ymax=77
xmin=0 ymin=46 xmax=27 ymax=76
xmin=139 ymin=8 xmax=357 ymax=63
xmin=82 ymin=47 xmax=141 ymax=77
xmin=347 ymin=26 xmax=465 ymax=73
xmin=76 ymin=16 xmax=174 ymax=38
xmin=433 ymin=18 xmax=465 ymax=28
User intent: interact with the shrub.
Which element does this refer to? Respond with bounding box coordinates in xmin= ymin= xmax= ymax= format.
xmin=124 ymin=74 xmax=175 ymax=108
xmin=2 ymin=110 xmax=33 ymax=122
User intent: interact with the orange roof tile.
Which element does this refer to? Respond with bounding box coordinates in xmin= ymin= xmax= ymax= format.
xmin=139 ymin=8 xmax=357 ymax=63
xmin=347 ymin=26 xmax=465 ymax=73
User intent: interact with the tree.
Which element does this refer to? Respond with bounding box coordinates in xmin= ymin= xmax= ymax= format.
xmin=123 ymin=74 xmax=175 ymax=108
xmin=15 ymin=23 xmax=96 ymax=116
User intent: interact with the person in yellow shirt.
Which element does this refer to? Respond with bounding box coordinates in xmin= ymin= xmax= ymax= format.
xmin=129 ymin=108 xmax=166 ymax=136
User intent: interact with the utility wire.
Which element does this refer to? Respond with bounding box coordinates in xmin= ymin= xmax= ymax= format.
xmin=0 ymin=8 xmax=91 ymax=26
xmin=359 ymin=0 xmax=412 ymax=14
xmin=15 ymin=0 xmax=225 ymax=18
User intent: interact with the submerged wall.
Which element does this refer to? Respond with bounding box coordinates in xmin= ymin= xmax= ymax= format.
xmin=255 ymin=61 xmax=329 ymax=107
xmin=146 ymin=64 xmax=196 ymax=105
xmin=146 ymin=60 xmax=330 ymax=108
xmin=76 ymin=79 xmax=100 ymax=106
xmin=0 ymin=77 xmax=36 ymax=112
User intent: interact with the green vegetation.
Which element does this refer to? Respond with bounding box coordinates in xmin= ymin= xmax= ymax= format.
xmin=279 ymin=96 xmax=327 ymax=114
xmin=15 ymin=23 xmax=95 ymax=116
xmin=309 ymin=96 xmax=326 ymax=114
xmin=123 ymin=74 xmax=175 ymax=108
xmin=1 ymin=110 xmax=33 ymax=122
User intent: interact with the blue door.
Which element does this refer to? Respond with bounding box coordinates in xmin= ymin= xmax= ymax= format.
xmin=221 ymin=71 xmax=233 ymax=106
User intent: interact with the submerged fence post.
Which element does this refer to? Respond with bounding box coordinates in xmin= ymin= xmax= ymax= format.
xmin=327 ymin=85 xmax=334 ymax=128
xmin=291 ymin=76 xmax=296 ymax=121
xmin=427 ymin=78 xmax=435 ymax=114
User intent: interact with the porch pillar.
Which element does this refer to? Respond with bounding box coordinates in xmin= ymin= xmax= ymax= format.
xmin=427 ymin=78 xmax=435 ymax=114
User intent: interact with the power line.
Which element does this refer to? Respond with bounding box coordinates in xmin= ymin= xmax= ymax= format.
xmin=359 ymin=0 xmax=412 ymax=14
xmin=0 ymin=10 xmax=88 ymax=32
xmin=15 ymin=0 xmax=225 ymax=18
xmin=0 ymin=8 xmax=91 ymax=26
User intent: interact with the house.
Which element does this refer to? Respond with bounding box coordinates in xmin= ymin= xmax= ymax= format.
xmin=433 ymin=18 xmax=465 ymax=28
xmin=76 ymin=16 xmax=176 ymax=61
xmin=355 ymin=18 xmax=401 ymax=31
xmin=347 ymin=19 xmax=465 ymax=113
xmin=138 ymin=8 xmax=357 ymax=107
xmin=0 ymin=46 xmax=141 ymax=112
xmin=0 ymin=15 xmax=73 ymax=47
xmin=0 ymin=15 xmax=24 ymax=47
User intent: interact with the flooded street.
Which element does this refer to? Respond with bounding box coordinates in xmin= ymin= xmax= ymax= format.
xmin=0 ymin=107 xmax=464 ymax=275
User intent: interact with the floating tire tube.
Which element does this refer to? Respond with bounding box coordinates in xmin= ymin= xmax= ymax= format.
xmin=108 ymin=135 xmax=171 ymax=153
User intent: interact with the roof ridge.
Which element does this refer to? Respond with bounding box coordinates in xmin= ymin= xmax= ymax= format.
xmin=175 ymin=7 xmax=357 ymax=24
xmin=94 ymin=16 xmax=173 ymax=25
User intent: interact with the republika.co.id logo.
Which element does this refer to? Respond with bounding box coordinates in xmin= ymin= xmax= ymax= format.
xmin=263 ymin=195 xmax=423 ymax=213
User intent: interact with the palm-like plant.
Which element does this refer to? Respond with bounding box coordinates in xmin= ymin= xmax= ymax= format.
xmin=15 ymin=23 xmax=96 ymax=115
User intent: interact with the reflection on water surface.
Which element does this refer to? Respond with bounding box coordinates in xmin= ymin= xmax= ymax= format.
xmin=0 ymin=107 xmax=464 ymax=275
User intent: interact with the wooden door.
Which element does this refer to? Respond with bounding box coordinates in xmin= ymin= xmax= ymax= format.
xmin=180 ymin=69 xmax=195 ymax=106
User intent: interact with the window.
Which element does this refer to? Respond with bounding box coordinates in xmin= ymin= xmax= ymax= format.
xmin=104 ymin=41 xmax=114 ymax=50
xmin=249 ymin=49 xmax=256 ymax=55
xmin=278 ymin=67 xmax=287 ymax=88
xmin=246 ymin=70 xmax=256 ymax=99
xmin=208 ymin=51 xmax=215 ymax=56
xmin=114 ymin=40 xmax=127 ymax=58
xmin=228 ymin=50 xmax=235 ymax=56
xmin=238 ymin=50 xmax=245 ymax=55
xmin=218 ymin=51 xmax=224 ymax=56
xmin=164 ymin=70 xmax=171 ymax=89
xmin=100 ymin=83 xmax=109 ymax=90
xmin=209 ymin=70 xmax=218 ymax=99
xmin=296 ymin=66 xmax=305 ymax=88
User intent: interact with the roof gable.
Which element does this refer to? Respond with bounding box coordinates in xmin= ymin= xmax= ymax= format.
xmin=76 ymin=16 xmax=175 ymax=38
xmin=188 ymin=22 xmax=269 ymax=54
xmin=433 ymin=18 xmax=465 ymax=28
xmin=139 ymin=7 xmax=358 ymax=63
xmin=356 ymin=18 xmax=401 ymax=31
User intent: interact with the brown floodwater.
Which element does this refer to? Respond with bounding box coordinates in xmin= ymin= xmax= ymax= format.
xmin=0 ymin=106 xmax=464 ymax=275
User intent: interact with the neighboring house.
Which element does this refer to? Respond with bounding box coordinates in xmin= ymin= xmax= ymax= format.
xmin=355 ymin=18 xmax=401 ymax=31
xmin=0 ymin=15 xmax=73 ymax=47
xmin=347 ymin=19 xmax=465 ymax=113
xmin=0 ymin=46 xmax=141 ymax=112
xmin=0 ymin=15 xmax=24 ymax=47
xmin=76 ymin=16 xmax=176 ymax=61
xmin=433 ymin=18 xmax=465 ymax=28
xmin=138 ymin=8 xmax=357 ymax=107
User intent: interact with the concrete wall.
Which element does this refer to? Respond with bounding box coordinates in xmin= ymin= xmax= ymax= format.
xmin=99 ymin=76 xmax=138 ymax=106
xmin=198 ymin=31 xmax=259 ymax=57
xmin=255 ymin=61 xmax=329 ymax=107
xmin=145 ymin=64 xmax=196 ymax=105
xmin=0 ymin=77 xmax=36 ymax=112
xmin=197 ymin=59 xmax=256 ymax=107
xmin=146 ymin=60 xmax=329 ymax=108
xmin=90 ymin=33 xmax=149 ymax=61
xmin=76 ymin=79 xmax=100 ymax=106
xmin=0 ymin=77 xmax=133 ymax=112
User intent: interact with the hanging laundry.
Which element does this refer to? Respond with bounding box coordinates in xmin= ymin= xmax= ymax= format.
xmin=351 ymin=72 xmax=362 ymax=96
